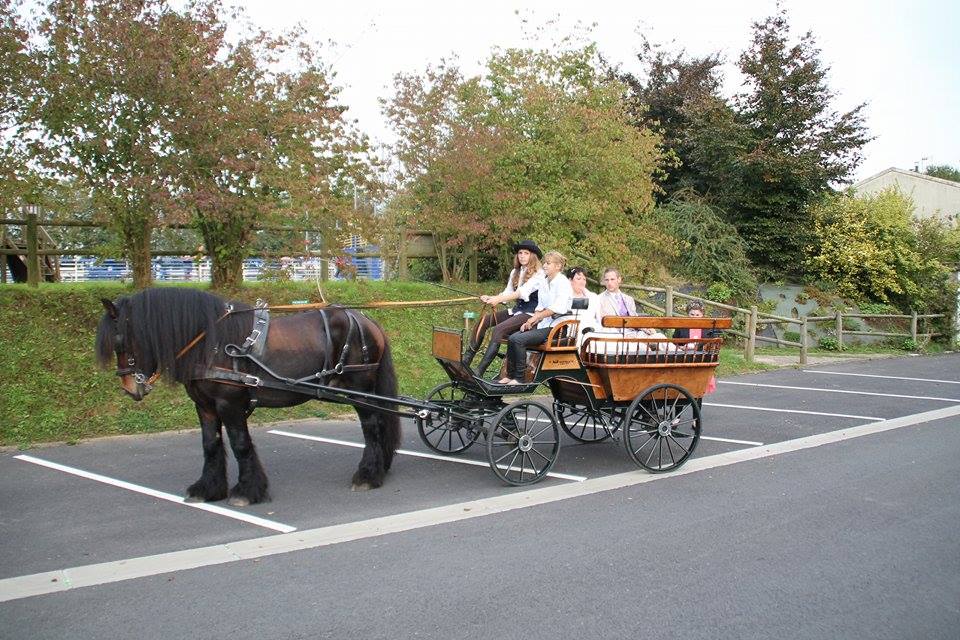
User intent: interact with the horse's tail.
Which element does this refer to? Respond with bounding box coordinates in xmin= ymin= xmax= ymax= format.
xmin=375 ymin=337 xmax=402 ymax=469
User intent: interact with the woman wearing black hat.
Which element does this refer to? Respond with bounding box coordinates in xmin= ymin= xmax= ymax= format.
xmin=462 ymin=239 xmax=545 ymax=377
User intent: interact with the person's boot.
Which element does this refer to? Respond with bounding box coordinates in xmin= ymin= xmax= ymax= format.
xmin=475 ymin=348 xmax=498 ymax=377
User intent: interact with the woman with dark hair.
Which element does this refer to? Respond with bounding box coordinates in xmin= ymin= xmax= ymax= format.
xmin=568 ymin=266 xmax=600 ymax=335
xmin=462 ymin=239 xmax=545 ymax=377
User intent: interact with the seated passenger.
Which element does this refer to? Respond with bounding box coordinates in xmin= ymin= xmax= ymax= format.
xmin=498 ymin=251 xmax=573 ymax=385
xmin=593 ymin=267 xmax=672 ymax=353
xmin=672 ymin=301 xmax=720 ymax=350
xmin=568 ymin=266 xmax=600 ymax=338
xmin=462 ymin=239 xmax=546 ymax=376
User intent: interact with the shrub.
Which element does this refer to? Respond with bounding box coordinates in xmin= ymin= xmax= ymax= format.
xmin=900 ymin=338 xmax=920 ymax=351
xmin=818 ymin=336 xmax=841 ymax=351
xmin=653 ymin=194 xmax=757 ymax=301
xmin=706 ymin=282 xmax=734 ymax=303
xmin=783 ymin=330 xmax=801 ymax=344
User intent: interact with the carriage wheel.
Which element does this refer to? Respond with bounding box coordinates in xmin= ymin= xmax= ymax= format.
xmin=622 ymin=383 xmax=701 ymax=473
xmin=554 ymin=401 xmax=616 ymax=443
xmin=486 ymin=400 xmax=560 ymax=486
xmin=417 ymin=382 xmax=481 ymax=455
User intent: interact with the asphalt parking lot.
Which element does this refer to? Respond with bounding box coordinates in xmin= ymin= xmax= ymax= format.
xmin=2 ymin=352 xmax=959 ymax=638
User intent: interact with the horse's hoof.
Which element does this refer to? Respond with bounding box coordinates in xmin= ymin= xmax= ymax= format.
xmin=351 ymin=482 xmax=373 ymax=492
xmin=184 ymin=495 xmax=205 ymax=503
xmin=227 ymin=496 xmax=250 ymax=507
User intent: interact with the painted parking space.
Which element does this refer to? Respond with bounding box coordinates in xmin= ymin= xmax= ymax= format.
xmin=2 ymin=352 xmax=957 ymax=592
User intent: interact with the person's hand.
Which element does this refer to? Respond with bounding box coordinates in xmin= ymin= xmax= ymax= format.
xmin=520 ymin=320 xmax=532 ymax=331
xmin=480 ymin=294 xmax=493 ymax=304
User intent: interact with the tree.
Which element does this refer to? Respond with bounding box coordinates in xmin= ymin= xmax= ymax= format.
xmin=20 ymin=0 xmax=197 ymax=287
xmin=164 ymin=20 xmax=379 ymax=289
xmin=722 ymin=10 xmax=871 ymax=276
xmin=805 ymin=188 xmax=956 ymax=310
xmin=925 ymin=164 xmax=960 ymax=183
xmin=0 ymin=0 xmax=43 ymax=212
xmin=619 ymin=41 xmax=731 ymax=200
xmin=652 ymin=192 xmax=757 ymax=300
xmin=385 ymin=46 xmax=669 ymax=282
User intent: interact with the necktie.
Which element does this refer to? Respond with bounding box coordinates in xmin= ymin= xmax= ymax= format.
xmin=617 ymin=294 xmax=628 ymax=316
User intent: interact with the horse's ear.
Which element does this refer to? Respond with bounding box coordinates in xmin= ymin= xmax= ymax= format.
xmin=101 ymin=298 xmax=118 ymax=319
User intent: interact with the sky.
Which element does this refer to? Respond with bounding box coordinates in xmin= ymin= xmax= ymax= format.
xmin=240 ymin=0 xmax=960 ymax=182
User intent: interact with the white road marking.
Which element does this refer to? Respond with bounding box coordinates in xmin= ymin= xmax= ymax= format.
xmin=718 ymin=381 xmax=960 ymax=403
xmin=700 ymin=435 xmax=764 ymax=446
xmin=704 ymin=402 xmax=882 ymax=421
xmin=802 ymin=370 xmax=960 ymax=385
xmin=267 ymin=430 xmax=588 ymax=483
xmin=6 ymin=402 xmax=958 ymax=603
xmin=13 ymin=455 xmax=296 ymax=534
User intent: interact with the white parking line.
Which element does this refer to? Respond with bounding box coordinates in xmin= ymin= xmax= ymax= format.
xmin=6 ymin=402 xmax=958 ymax=603
xmin=704 ymin=402 xmax=881 ymax=421
xmin=267 ymin=430 xmax=588 ymax=483
xmin=719 ymin=381 xmax=960 ymax=403
xmin=701 ymin=435 xmax=764 ymax=446
xmin=802 ymin=370 xmax=960 ymax=385
xmin=14 ymin=455 xmax=296 ymax=534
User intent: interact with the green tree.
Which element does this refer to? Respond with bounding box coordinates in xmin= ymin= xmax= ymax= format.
xmin=619 ymin=41 xmax=731 ymax=200
xmin=724 ymin=10 xmax=871 ymax=276
xmin=385 ymin=45 xmax=668 ymax=282
xmin=164 ymin=21 xmax=379 ymax=290
xmin=21 ymin=0 xmax=194 ymax=287
xmin=925 ymin=164 xmax=960 ymax=183
xmin=806 ymin=188 xmax=956 ymax=311
xmin=652 ymin=193 xmax=757 ymax=300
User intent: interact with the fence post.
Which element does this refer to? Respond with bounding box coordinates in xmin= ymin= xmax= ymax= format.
xmin=319 ymin=230 xmax=329 ymax=282
xmin=910 ymin=310 xmax=918 ymax=344
xmin=468 ymin=242 xmax=477 ymax=283
xmin=0 ymin=225 xmax=7 ymax=284
xmin=665 ymin=286 xmax=674 ymax=316
xmin=800 ymin=317 xmax=808 ymax=365
xmin=398 ymin=227 xmax=409 ymax=280
xmin=745 ymin=305 xmax=757 ymax=363
xmin=835 ymin=310 xmax=843 ymax=350
xmin=25 ymin=213 xmax=40 ymax=287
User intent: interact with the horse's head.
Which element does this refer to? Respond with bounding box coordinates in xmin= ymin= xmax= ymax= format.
xmin=96 ymin=297 xmax=156 ymax=401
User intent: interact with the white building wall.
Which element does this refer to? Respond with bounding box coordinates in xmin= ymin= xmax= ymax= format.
xmin=853 ymin=168 xmax=960 ymax=222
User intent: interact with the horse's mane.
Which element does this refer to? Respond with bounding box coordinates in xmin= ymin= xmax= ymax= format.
xmin=96 ymin=288 xmax=252 ymax=384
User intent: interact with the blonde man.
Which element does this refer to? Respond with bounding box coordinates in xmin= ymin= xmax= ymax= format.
xmin=498 ymin=251 xmax=573 ymax=385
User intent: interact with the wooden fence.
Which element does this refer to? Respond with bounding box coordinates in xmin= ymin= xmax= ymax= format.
xmin=620 ymin=284 xmax=945 ymax=366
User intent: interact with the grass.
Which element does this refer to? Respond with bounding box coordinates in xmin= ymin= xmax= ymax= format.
xmin=1 ymin=280 xmax=912 ymax=446
xmin=0 ymin=280 xmax=489 ymax=447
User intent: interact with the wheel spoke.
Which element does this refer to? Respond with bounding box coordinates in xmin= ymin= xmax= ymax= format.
xmin=529 ymin=446 xmax=552 ymax=464
xmin=494 ymin=444 xmax=519 ymax=464
xmin=666 ymin=433 xmax=691 ymax=457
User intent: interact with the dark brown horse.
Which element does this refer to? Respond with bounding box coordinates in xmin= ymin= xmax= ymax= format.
xmin=96 ymin=288 xmax=400 ymax=506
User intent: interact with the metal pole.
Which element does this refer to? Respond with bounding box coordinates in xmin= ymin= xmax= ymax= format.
xmin=26 ymin=213 xmax=40 ymax=287
xmin=835 ymin=310 xmax=843 ymax=350
xmin=800 ymin=317 xmax=808 ymax=365
xmin=745 ymin=305 xmax=757 ymax=363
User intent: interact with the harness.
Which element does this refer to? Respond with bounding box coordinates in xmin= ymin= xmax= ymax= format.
xmin=204 ymin=306 xmax=381 ymax=407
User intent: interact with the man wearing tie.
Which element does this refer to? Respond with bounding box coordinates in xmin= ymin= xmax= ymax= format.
xmin=597 ymin=267 xmax=638 ymax=319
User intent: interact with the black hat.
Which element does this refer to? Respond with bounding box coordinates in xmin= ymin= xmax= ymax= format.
xmin=512 ymin=239 xmax=542 ymax=259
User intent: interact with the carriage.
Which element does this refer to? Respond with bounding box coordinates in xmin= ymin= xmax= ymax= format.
xmin=97 ymin=288 xmax=732 ymax=505
xmin=416 ymin=309 xmax=732 ymax=485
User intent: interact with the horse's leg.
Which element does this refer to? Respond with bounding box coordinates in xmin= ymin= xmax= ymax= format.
xmin=219 ymin=401 xmax=270 ymax=506
xmin=351 ymin=407 xmax=396 ymax=491
xmin=185 ymin=397 xmax=229 ymax=503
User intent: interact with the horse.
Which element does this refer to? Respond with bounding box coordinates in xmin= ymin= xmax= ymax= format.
xmin=95 ymin=288 xmax=401 ymax=506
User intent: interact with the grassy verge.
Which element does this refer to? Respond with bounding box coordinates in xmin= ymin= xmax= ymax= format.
xmin=0 ymin=281 xmax=489 ymax=447
xmin=5 ymin=281 xmax=906 ymax=446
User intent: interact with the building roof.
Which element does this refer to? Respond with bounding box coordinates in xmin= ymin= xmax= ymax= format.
xmin=853 ymin=167 xmax=960 ymax=192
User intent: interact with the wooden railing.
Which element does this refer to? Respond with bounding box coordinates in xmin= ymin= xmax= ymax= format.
xmin=618 ymin=283 xmax=945 ymax=366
